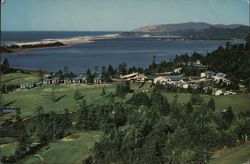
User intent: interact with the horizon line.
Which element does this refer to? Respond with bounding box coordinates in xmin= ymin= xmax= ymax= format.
xmin=1 ymin=21 xmax=249 ymax=32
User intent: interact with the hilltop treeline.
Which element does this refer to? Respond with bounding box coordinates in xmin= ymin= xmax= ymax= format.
xmin=144 ymin=37 xmax=250 ymax=90
xmin=100 ymin=37 xmax=250 ymax=83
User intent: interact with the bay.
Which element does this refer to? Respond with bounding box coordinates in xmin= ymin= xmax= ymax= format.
xmin=1 ymin=32 xmax=225 ymax=73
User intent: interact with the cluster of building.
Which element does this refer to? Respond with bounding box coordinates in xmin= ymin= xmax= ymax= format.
xmin=119 ymin=69 xmax=237 ymax=96
xmin=19 ymin=64 xmax=239 ymax=96
xmin=20 ymin=74 xmax=102 ymax=89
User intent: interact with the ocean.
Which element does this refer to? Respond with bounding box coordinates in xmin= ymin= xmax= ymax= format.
xmin=1 ymin=31 xmax=226 ymax=73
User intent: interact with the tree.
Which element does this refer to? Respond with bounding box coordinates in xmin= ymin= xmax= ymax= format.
xmin=62 ymin=108 xmax=71 ymax=129
xmin=15 ymin=131 xmax=30 ymax=157
xmin=76 ymin=99 xmax=88 ymax=130
xmin=38 ymin=69 xmax=44 ymax=82
xmin=101 ymin=66 xmax=107 ymax=75
xmin=73 ymin=89 xmax=82 ymax=100
xmin=51 ymin=87 xmax=56 ymax=102
xmin=95 ymin=66 xmax=99 ymax=73
xmin=127 ymin=92 xmax=151 ymax=107
xmin=190 ymin=93 xmax=204 ymax=105
xmin=107 ymin=64 xmax=115 ymax=76
xmin=56 ymin=69 xmax=64 ymax=79
xmin=221 ymin=107 xmax=235 ymax=128
xmin=151 ymin=93 xmax=170 ymax=115
xmin=117 ymin=63 xmax=127 ymax=75
xmin=1 ymin=58 xmax=10 ymax=73
xmin=63 ymin=66 xmax=69 ymax=77
xmin=115 ymin=82 xmax=130 ymax=99
xmin=101 ymin=88 xmax=106 ymax=96
xmin=86 ymin=69 xmax=94 ymax=83
xmin=207 ymin=98 xmax=215 ymax=112
xmin=33 ymin=106 xmax=50 ymax=143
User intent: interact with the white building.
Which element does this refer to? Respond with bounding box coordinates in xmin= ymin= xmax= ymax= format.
xmin=224 ymin=91 xmax=236 ymax=95
xmin=154 ymin=76 xmax=168 ymax=84
xmin=213 ymin=89 xmax=223 ymax=96
xmin=121 ymin=72 xmax=147 ymax=83
xmin=174 ymin=67 xmax=182 ymax=74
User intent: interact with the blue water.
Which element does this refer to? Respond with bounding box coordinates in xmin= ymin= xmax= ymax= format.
xmin=1 ymin=32 xmax=225 ymax=73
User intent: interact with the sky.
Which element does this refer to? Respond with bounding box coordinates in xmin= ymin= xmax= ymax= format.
xmin=1 ymin=0 xmax=249 ymax=31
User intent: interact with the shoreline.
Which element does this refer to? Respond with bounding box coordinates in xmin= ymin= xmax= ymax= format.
xmin=1 ymin=34 xmax=121 ymax=54
xmin=0 ymin=35 xmax=228 ymax=55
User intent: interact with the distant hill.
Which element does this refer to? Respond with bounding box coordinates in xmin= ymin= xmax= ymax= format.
xmin=134 ymin=22 xmax=212 ymax=33
xmin=123 ymin=22 xmax=249 ymax=40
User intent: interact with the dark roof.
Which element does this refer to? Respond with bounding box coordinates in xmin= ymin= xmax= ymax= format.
xmin=147 ymin=75 xmax=155 ymax=80
xmin=168 ymin=75 xmax=183 ymax=81
xmin=216 ymin=72 xmax=226 ymax=77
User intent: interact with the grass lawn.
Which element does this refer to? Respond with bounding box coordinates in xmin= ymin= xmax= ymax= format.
xmin=0 ymin=142 xmax=18 ymax=157
xmin=2 ymin=84 xmax=116 ymax=119
xmin=1 ymin=81 xmax=249 ymax=120
xmin=19 ymin=131 xmax=102 ymax=164
xmin=162 ymin=92 xmax=250 ymax=113
xmin=209 ymin=143 xmax=250 ymax=164
xmin=1 ymin=71 xmax=41 ymax=86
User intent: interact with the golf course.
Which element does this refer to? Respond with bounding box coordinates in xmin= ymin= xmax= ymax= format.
xmin=1 ymin=72 xmax=250 ymax=163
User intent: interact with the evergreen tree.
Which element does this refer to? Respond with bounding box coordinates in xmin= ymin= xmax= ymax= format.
xmin=207 ymin=97 xmax=216 ymax=112
xmin=76 ymin=99 xmax=88 ymax=130
xmin=15 ymin=131 xmax=30 ymax=157
xmin=73 ymin=89 xmax=82 ymax=100
xmin=51 ymin=87 xmax=56 ymax=102
xmin=86 ymin=69 xmax=94 ymax=83
xmin=1 ymin=58 xmax=10 ymax=73
xmin=101 ymin=88 xmax=106 ymax=96
xmin=107 ymin=64 xmax=115 ymax=76
xmin=38 ymin=69 xmax=44 ymax=82
xmin=117 ymin=63 xmax=127 ymax=75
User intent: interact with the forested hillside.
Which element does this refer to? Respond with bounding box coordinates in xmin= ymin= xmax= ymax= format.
xmin=85 ymin=90 xmax=250 ymax=163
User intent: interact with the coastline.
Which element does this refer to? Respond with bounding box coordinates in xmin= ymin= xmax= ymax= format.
xmin=1 ymin=34 xmax=121 ymax=54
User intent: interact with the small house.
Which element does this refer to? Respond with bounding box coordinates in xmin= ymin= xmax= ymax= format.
xmin=154 ymin=76 xmax=168 ymax=84
xmin=182 ymin=83 xmax=189 ymax=89
xmin=63 ymin=78 xmax=72 ymax=84
xmin=154 ymin=75 xmax=184 ymax=86
xmin=72 ymin=76 xmax=86 ymax=84
xmin=94 ymin=75 xmax=102 ymax=84
xmin=213 ymin=89 xmax=223 ymax=96
xmin=216 ymin=72 xmax=226 ymax=78
xmin=51 ymin=77 xmax=60 ymax=84
xmin=194 ymin=60 xmax=201 ymax=67
xmin=224 ymin=91 xmax=236 ymax=95
xmin=121 ymin=72 xmax=147 ymax=83
xmin=1 ymin=107 xmax=21 ymax=114
xmin=43 ymin=79 xmax=52 ymax=85
xmin=167 ymin=75 xmax=183 ymax=82
xmin=20 ymin=83 xmax=35 ymax=89
xmin=200 ymin=71 xmax=215 ymax=78
xmin=174 ymin=67 xmax=182 ymax=74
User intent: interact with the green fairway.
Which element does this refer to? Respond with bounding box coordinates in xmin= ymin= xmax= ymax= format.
xmin=1 ymin=81 xmax=249 ymax=120
xmin=19 ymin=131 xmax=102 ymax=164
xmin=2 ymin=84 xmax=116 ymax=119
xmin=0 ymin=142 xmax=17 ymax=158
xmin=209 ymin=143 xmax=250 ymax=164
xmin=1 ymin=71 xmax=41 ymax=86
xmin=162 ymin=93 xmax=250 ymax=113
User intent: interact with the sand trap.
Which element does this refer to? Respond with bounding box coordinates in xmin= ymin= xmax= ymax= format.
xmin=61 ymin=132 xmax=86 ymax=142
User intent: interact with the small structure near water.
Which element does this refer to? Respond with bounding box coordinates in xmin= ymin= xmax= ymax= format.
xmin=1 ymin=107 xmax=21 ymax=114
